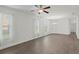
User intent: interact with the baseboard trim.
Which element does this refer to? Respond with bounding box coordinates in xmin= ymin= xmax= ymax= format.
xmin=32 ymin=33 xmax=70 ymax=40
xmin=0 ymin=39 xmax=33 ymax=50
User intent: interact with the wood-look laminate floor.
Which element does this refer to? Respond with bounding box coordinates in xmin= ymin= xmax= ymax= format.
xmin=0 ymin=33 xmax=79 ymax=54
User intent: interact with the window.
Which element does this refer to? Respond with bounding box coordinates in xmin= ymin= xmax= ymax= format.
xmin=0 ymin=13 xmax=13 ymax=41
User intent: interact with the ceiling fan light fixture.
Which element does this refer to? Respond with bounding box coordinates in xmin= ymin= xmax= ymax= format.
xmin=33 ymin=5 xmax=50 ymax=14
xmin=38 ymin=9 xmax=43 ymax=13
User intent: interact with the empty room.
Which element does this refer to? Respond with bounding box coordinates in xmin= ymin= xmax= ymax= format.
xmin=0 ymin=5 xmax=79 ymax=54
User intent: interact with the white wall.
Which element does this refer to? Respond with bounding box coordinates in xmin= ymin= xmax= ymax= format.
xmin=67 ymin=15 xmax=79 ymax=39
xmin=76 ymin=16 xmax=79 ymax=39
xmin=33 ymin=16 xmax=70 ymax=39
xmin=0 ymin=6 xmax=35 ymax=49
xmin=48 ymin=18 xmax=70 ymax=34
xmin=69 ymin=16 xmax=77 ymax=32
xmin=33 ymin=18 xmax=49 ymax=39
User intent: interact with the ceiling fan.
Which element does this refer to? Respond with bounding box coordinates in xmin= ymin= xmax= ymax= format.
xmin=32 ymin=5 xmax=50 ymax=14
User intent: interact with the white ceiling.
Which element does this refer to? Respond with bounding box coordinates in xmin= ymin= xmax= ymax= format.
xmin=5 ymin=5 xmax=79 ymax=13
xmin=5 ymin=5 xmax=36 ymax=11
xmin=4 ymin=5 xmax=79 ymax=19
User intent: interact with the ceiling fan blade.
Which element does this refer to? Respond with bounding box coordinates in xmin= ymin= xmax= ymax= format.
xmin=43 ymin=6 xmax=50 ymax=9
xmin=43 ymin=10 xmax=49 ymax=14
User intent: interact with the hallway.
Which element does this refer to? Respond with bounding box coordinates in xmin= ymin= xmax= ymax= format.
xmin=0 ymin=33 xmax=79 ymax=54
